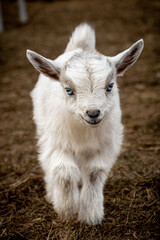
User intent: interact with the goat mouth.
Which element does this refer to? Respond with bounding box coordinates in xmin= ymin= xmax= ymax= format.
xmin=81 ymin=116 xmax=102 ymax=126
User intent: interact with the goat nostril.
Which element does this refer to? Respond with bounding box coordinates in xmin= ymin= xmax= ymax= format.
xmin=86 ymin=110 xmax=100 ymax=118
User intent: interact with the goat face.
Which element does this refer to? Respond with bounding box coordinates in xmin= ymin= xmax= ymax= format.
xmin=61 ymin=51 xmax=117 ymax=126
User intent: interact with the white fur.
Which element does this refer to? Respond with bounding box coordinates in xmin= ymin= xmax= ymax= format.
xmin=26 ymin=23 xmax=144 ymax=225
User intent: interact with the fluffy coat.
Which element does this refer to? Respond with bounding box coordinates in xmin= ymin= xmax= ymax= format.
xmin=26 ymin=24 xmax=144 ymax=225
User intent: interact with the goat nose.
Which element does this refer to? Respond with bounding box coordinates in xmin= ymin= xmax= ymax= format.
xmin=86 ymin=110 xmax=100 ymax=118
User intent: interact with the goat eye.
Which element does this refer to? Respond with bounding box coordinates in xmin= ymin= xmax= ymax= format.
xmin=65 ymin=88 xmax=74 ymax=95
xmin=106 ymin=83 xmax=114 ymax=92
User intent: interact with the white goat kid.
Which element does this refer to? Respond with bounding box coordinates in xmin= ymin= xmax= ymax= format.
xmin=26 ymin=24 xmax=144 ymax=225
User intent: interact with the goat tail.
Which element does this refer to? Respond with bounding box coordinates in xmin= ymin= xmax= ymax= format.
xmin=65 ymin=23 xmax=96 ymax=52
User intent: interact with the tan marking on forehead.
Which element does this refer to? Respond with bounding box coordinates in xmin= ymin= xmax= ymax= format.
xmin=60 ymin=69 xmax=77 ymax=93
xmin=84 ymin=62 xmax=94 ymax=92
xmin=107 ymin=58 xmax=112 ymax=67
xmin=107 ymin=71 xmax=114 ymax=81
xmin=105 ymin=70 xmax=115 ymax=89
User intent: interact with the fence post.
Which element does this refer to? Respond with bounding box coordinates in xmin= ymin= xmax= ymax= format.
xmin=0 ymin=0 xmax=4 ymax=32
xmin=18 ymin=0 xmax=28 ymax=23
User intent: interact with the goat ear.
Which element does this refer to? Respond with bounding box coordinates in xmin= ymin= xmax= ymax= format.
xmin=26 ymin=50 xmax=60 ymax=80
xmin=110 ymin=39 xmax=144 ymax=77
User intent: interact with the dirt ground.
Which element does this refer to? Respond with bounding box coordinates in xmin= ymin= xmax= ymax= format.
xmin=0 ymin=0 xmax=160 ymax=239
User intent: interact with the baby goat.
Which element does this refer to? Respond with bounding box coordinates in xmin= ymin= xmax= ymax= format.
xmin=26 ymin=24 xmax=144 ymax=225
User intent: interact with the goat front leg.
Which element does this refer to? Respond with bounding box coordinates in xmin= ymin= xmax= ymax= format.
xmin=78 ymin=159 xmax=107 ymax=225
xmin=44 ymin=150 xmax=81 ymax=219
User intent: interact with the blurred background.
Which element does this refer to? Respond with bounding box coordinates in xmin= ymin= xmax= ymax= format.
xmin=0 ymin=0 xmax=160 ymax=239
